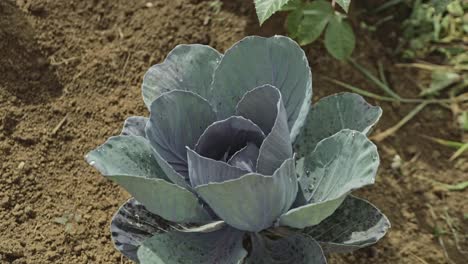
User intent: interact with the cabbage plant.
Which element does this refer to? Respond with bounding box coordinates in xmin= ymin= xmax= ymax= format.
xmin=86 ymin=35 xmax=390 ymax=263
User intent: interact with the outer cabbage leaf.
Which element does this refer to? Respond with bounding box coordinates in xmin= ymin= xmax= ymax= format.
xmin=110 ymin=198 xmax=172 ymax=262
xmin=108 ymin=176 xmax=212 ymax=223
xmin=178 ymin=221 xmax=226 ymax=233
xmin=111 ymin=199 xmax=229 ymax=262
xmin=142 ymin=44 xmax=222 ymax=108
xmin=86 ymin=136 xmax=210 ymax=223
xmin=121 ymin=116 xmax=148 ymax=137
xmin=211 ymin=36 xmax=312 ymax=141
xmin=246 ymin=233 xmax=326 ymax=264
xmin=86 ymin=136 xmax=166 ymax=181
xmin=305 ymin=195 xmax=391 ymax=253
xmin=299 ymin=129 xmax=379 ymax=201
xmin=280 ymin=129 xmax=379 ymax=228
xmin=196 ymin=158 xmax=297 ymax=232
xmin=137 ymin=226 xmax=247 ymax=264
xmin=294 ymin=92 xmax=382 ymax=158
xmin=279 ymin=195 xmax=346 ymax=229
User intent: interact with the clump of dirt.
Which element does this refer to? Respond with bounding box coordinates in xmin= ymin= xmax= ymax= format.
xmin=1 ymin=0 xmax=466 ymax=263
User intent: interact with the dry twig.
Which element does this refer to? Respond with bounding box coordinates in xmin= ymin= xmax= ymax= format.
xmin=51 ymin=114 xmax=69 ymax=136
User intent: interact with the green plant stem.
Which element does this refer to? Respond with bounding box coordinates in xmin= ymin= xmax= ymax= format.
xmin=445 ymin=181 xmax=468 ymax=191
xmin=372 ymin=0 xmax=405 ymax=13
xmin=434 ymin=180 xmax=468 ymax=191
xmin=423 ymin=136 xmax=468 ymax=161
xmin=378 ymin=61 xmax=389 ymax=87
xmin=347 ymin=58 xmax=402 ymax=100
xmin=324 ymin=77 xmax=396 ymax=102
xmin=418 ymin=176 xmax=468 ymax=192
xmin=423 ymin=136 xmax=465 ymax=149
xmin=324 ymin=77 xmax=468 ymax=104
xmin=450 ymin=81 xmax=468 ymax=96
xmin=374 ymin=15 xmax=394 ymax=27
xmin=399 ymin=97 xmax=464 ymax=104
xmin=450 ymin=143 xmax=468 ymax=161
xmin=395 ymin=62 xmax=456 ymax=72
xmin=371 ymin=102 xmax=428 ymax=142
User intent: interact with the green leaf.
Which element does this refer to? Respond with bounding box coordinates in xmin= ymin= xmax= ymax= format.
xmin=137 ymin=226 xmax=247 ymax=264
xmin=146 ymin=90 xmax=217 ymax=181
xmin=280 ymin=130 xmax=380 ymax=228
xmin=152 ymin=148 xmax=192 ymax=189
xmin=294 ymin=92 xmax=382 ymax=158
xmin=194 ymin=116 xmax=265 ymax=163
xmin=86 ymin=136 xmax=211 ymax=223
xmin=447 ymin=1 xmax=464 ymax=16
xmin=336 ymin=0 xmax=351 ymax=12
xmin=228 ymin=143 xmax=260 ymax=172
xmin=431 ymin=0 xmax=451 ymax=14
xmin=108 ymin=175 xmax=212 ymax=223
xmin=246 ymin=233 xmax=326 ymax=264
xmin=121 ymin=116 xmax=148 ymax=137
xmin=186 ymin=148 xmax=247 ymax=187
xmin=179 ymin=221 xmax=226 ymax=233
xmin=142 ymin=44 xmax=221 ymax=108
xmin=458 ymin=111 xmax=468 ymax=131
xmin=210 ymin=36 xmax=312 ymax=142
xmin=299 ymin=129 xmax=379 ymax=203
xmin=305 ymin=195 xmax=391 ymax=253
xmin=324 ymin=15 xmax=355 ymax=60
xmin=420 ymin=71 xmax=460 ymax=96
xmin=236 ymin=85 xmax=282 ymax=135
xmin=286 ymin=9 xmax=303 ymax=38
xmin=446 ymin=181 xmax=468 ymax=191
xmin=236 ymin=85 xmax=293 ymax=175
xmin=281 ymin=0 xmax=301 ymax=11
xmin=86 ymin=136 xmax=167 ymax=181
xmin=254 ymin=0 xmax=292 ymax=25
xmin=296 ymin=1 xmax=334 ymax=45
xmin=196 ymin=158 xmax=297 ymax=232
xmin=110 ymin=198 xmax=174 ymax=262
xmin=279 ymin=195 xmax=346 ymax=229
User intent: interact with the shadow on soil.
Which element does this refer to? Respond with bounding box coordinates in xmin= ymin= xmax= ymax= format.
xmin=0 ymin=0 xmax=62 ymax=105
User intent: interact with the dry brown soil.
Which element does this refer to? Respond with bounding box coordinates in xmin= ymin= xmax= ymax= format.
xmin=0 ymin=0 xmax=467 ymax=263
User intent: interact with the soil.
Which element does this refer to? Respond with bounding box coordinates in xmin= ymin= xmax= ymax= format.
xmin=0 ymin=0 xmax=466 ymax=263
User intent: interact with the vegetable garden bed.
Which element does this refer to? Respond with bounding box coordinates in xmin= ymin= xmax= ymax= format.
xmin=0 ymin=0 xmax=466 ymax=263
